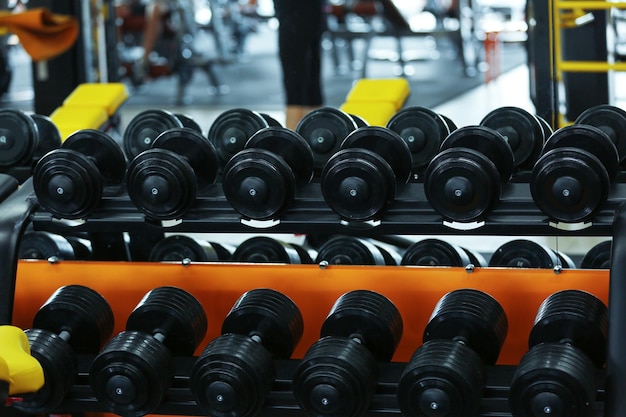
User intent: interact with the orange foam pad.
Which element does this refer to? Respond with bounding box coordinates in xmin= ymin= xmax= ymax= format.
xmin=12 ymin=261 xmax=609 ymax=366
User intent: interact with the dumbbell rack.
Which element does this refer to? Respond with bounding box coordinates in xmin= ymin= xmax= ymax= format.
xmin=0 ymin=172 xmax=623 ymax=416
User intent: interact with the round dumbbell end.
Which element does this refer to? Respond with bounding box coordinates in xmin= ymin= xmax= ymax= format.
xmin=0 ymin=108 xmax=39 ymax=167
xmin=488 ymin=239 xmax=559 ymax=269
xmin=401 ymin=239 xmax=471 ymax=267
xmin=233 ymin=236 xmax=307 ymax=264
xmin=123 ymin=109 xmax=183 ymax=159
xmin=105 ymin=375 xmax=137 ymax=405
xmin=208 ymin=108 xmax=269 ymax=166
xmin=321 ymin=290 xmax=403 ymax=362
xmin=315 ymin=236 xmax=387 ymax=266
xmin=580 ymin=240 xmax=611 ymax=269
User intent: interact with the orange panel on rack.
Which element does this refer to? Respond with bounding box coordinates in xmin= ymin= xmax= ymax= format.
xmin=12 ymin=260 xmax=608 ymax=365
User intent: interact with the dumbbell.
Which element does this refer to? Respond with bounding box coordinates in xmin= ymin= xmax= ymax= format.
xmin=401 ymin=238 xmax=482 ymax=267
xmin=479 ymin=106 xmax=546 ymax=170
xmin=126 ymin=127 xmax=219 ymax=220
xmin=509 ymin=290 xmax=607 ymax=417
xmin=397 ymin=289 xmax=508 ymax=417
xmin=321 ymin=126 xmax=412 ymax=221
xmin=222 ymin=126 xmax=314 ymax=220
xmin=424 ymin=125 xmax=514 ymax=223
xmin=385 ymin=106 xmax=452 ymax=177
xmin=207 ymin=108 xmax=271 ymax=167
xmin=13 ymin=285 xmax=114 ymax=414
xmin=530 ymin=124 xmax=619 ymax=223
xmin=148 ymin=235 xmax=233 ymax=262
xmin=19 ymin=231 xmax=92 ymax=261
xmin=575 ymin=104 xmax=626 ymax=165
xmin=488 ymin=239 xmax=562 ymax=269
xmin=0 ymin=109 xmax=61 ymax=170
xmin=580 ymin=240 xmax=611 ymax=269
xmin=33 ymin=129 xmax=127 ymax=220
xmin=314 ymin=235 xmax=399 ymax=265
xmin=123 ymin=109 xmax=194 ymax=159
xmin=190 ymin=288 xmax=303 ymax=417
xmin=90 ymin=286 xmax=207 ymax=417
xmin=296 ymin=107 xmax=359 ymax=175
xmin=293 ymin=290 xmax=403 ymax=417
xmin=173 ymin=113 xmax=203 ymax=134
xmin=232 ymin=236 xmax=313 ymax=264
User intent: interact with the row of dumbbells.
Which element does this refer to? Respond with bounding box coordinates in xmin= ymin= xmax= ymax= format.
xmin=20 ymin=230 xmax=612 ymax=270
xmin=14 ymin=284 xmax=606 ymax=417
xmin=23 ymin=103 xmax=626 ymax=225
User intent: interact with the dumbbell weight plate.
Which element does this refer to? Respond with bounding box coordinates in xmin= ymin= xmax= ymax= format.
xmin=488 ymin=239 xmax=559 ymax=269
xmin=424 ymin=148 xmax=501 ymax=222
xmin=259 ymin=112 xmax=283 ymax=127
xmin=321 ymin=148 xmax=396 ymax=221
xmin=480 ymin=107 xmax=545 ymax=169
xmin=33 ymin=285 xmax=114 ymax=354
xmin=386 ymin=106 xmax=450 ymax=173
xmin=223 ymin=148 xmax=295 ymax=220
xmin=63 ymin=129 xmax=127 ymax=186
xmin=208 ymin=108 xmax=269 ymax=167
xmin=349 ymin=114 xmax=368 ymax=128
xmin=530 ymin=148 xmax=610 ymax=223
xmin=535 ymin=114 xmax=554 ymax=143
xmin=152 ymin=127 xmax=219 ymax=191
xmin=440 ymin=125 xmax=515 ymax=182
xmin=0 ymin=108 xmax=38 ymax=167
xmin=580 ymin=240 xmax=611 ymax=269
xmin=246 ymin=127 xmax=314 ymax=184
xmin=528 ymin=289 xmax=607 ymax=368
xmin=576 ymin=104 xmax=626 ymax=164
xmin=19 ymin=231 xmax=77 ymax=260
xmin=296 ymin=107 xmax=358 ymax=173
xmin=123 ymin=109 xmax=184 ymax=159
xmin=126 ymin=148 xmax=197 ymax=220
xmin=174 ymin=113 xmax=203 ymax=134
xmin=148 ymin=235 xmax=221 ymax=262
xmin=400 ymin=238 xmax=472 ymax=267
xmin=440 ymin=113 xmax=458 ymax=133
xmin=424 ymin=289 xmax=508 ymax=365
xmin=341 ymin=126 xmax=412 ymax=183
xmin=221 ymin=288 xmax=304 ymax=359
xmin=320 ymin=290 xmax=403 ymax=362
xmin=31 ymin=114 xmax=62 ymax=163
xmin=509 ymin=343 xmax=596 ymax=417
xmin=126 ymin=286 xmax=208 ymax=356
xmin=33 ymin=149 xmax=103 ymax=220
xmin=314 ymin=236 xmax=387 ymax=266
xmin=232 ymin=236 xmax=309 ymax=264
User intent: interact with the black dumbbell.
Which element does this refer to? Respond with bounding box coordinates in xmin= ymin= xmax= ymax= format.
xmin=576 ymin=104 xmax=626 ymax=166
xmin=174 ymin=113 xmax=203 ymax=134
xmin=190 ymin=288 xmax=304 ymax=417
xmin=424 ymin=125 xmax=514 ymax=223
xmin=232 ymin=236 xmax=313 ymax=264
xmin=126 ymin=127 xmax=219 ymax=220
xmin=222 ymin=126 xmax=314 ymax=220
xmin=13 ymin=285 xmax=114 ymax=414
xmin=480 ymin=106 xmax=546 ymax=170
xmin=19 ymin=231 xmax=92 ymax=261
xmin=530 ymin=124 xmax=619 ymax=223
xmin=90 ymin=286 xmax=207 ymax=417
xmin=207 ymin=108 xmax=270 ymax=167
xmin=386 ymin=106 xmax=452 ymax=177
xmin=33 ymin=129 xmax=127 ymax=220
xmin=293 ymin=290 xmax=403 ymax=417
xmin=580 ymin=240 xmax=611 ymax=269
xmin=148 ymin=235 xmax=233 ymax=262
xmin=401 ymin=238 xmax=478 ymax=267
xmin=314 ymin=235 xmax=396 ymax=265
xmin=123 ymin=109 xmax=187 ymax=159
xmin=488 ymin=239 xmax=561 ymax=269
xmin=509 ymin=290 xmax=607 ymax=417
xmin=397 ymin=289 xmax=508 ymax=417
xmin=296 ymin=107 xmax=359 ymax=175
xmin=0 ymin=109 xmax=61 ymax=171
xmin=321 ymin=126 xmax=412 ymax=222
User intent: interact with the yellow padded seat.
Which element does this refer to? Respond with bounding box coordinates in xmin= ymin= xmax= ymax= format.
xmin=0 ymin=325 xmax=44 ymax=395
xmin=340 ymin=101 xmax=397 ymax=127
xmin=62 ymin=82 xmax=128 ymax=116
xmin=344 ymin=78 xmax=410 ymax=110
xmin=50 ymin=106 xmax=108 ymax=141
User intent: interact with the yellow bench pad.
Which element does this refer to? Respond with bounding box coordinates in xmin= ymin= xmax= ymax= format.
xmin=344 ymin=78 xmax=410 ymax=110
xmin=0 ymin=326 xmax=44 ymax=395
xmin=50 ymin=106 xmax=108 ymax=141
xmin=62 ymin=83 xmax=128 ymax=116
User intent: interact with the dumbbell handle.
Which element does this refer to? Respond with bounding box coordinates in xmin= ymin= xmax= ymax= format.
xmin=153 ymin=332 xmax=166 ymax=343
xmin=58 ymin=330 xmax=71 ymax=343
